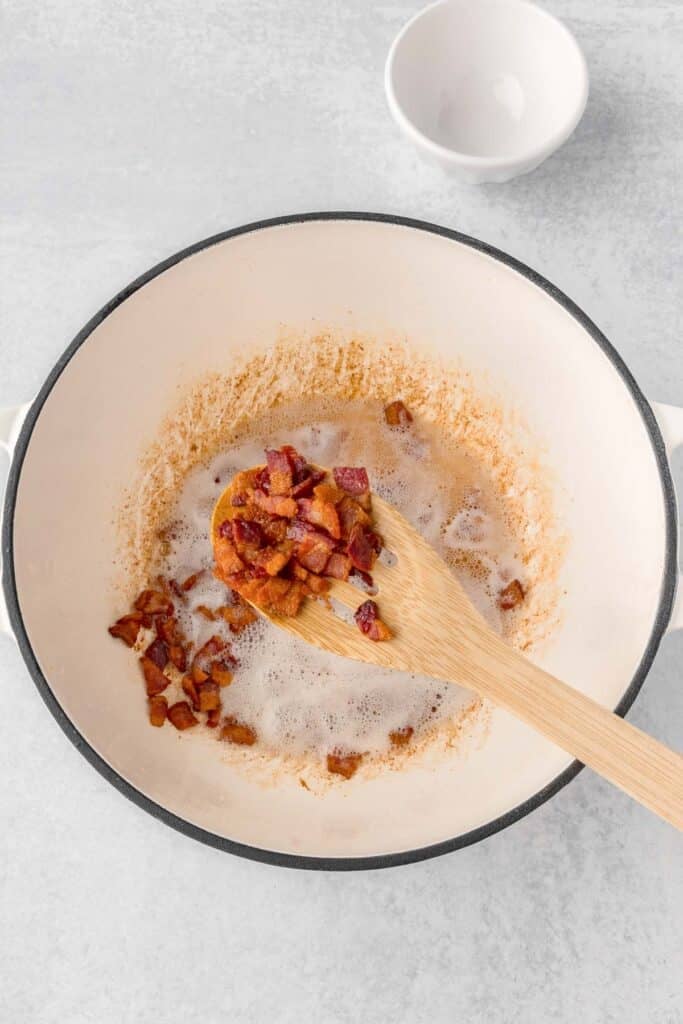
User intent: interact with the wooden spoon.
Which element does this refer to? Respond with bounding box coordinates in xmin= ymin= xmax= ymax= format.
xmin=212 ymin=485 xmax=683 ymax=828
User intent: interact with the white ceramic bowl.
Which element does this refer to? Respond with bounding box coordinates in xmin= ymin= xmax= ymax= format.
xmin=1 ymin=214 xmax=681 ymax=869
xmin=385 ymin=0 xmax=589 ymax=183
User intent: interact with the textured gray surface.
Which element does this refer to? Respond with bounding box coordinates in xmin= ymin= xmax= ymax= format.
xmin=1 ymin=1 xmax=681 ymax=1022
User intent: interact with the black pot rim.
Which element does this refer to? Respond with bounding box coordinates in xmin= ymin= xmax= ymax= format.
xmin=2 ymin=212 xmax=678 ymax=871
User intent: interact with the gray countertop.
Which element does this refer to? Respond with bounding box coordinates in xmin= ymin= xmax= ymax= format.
xmin=1 ymin=2 xmax=681 ymax=1021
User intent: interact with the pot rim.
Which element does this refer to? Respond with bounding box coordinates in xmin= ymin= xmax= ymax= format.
xmin=2 ymin=212 xmax=678 ymax=870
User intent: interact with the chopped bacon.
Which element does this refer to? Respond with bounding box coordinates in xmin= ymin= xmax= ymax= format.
xmin=337 ymin=496 xmax=371 ymax=539
xmin=181 ymin=570 xmax=204 ymax=592
xmin=253 ymin=466 xmax=270 ymax=494
xmin=182 ymin=674 xmax=200 ymax=710
xmin=167 ymin=701 xmax=198 ymax=731
xmin=389 ymin=725 xmax=413 ymax=747
xmin=193 ymin=635 xmax=226 ymax=674
xmin=384 ymin=400 xmax=413 ymax=427
xmin=148 ymin=696 xmax=168 ymax=727
xmin=324 ymin=552 xmax=352 ymax=581
xmin=190 ymin=664 xmax=208 ymax=684
xmin=281 ymin=444 xmax=309 ymax=483
xmin=347 ymin=524 xmax=381 ymax=572
xmin=305 ymin=499 xmax=341 ymax=539
xmin=210 ymin=661 xmax=234 ymax=687
xmin=303 ymin=573 xmax=330 ymax=597
xmin=354 ymin=600 xmax=392 ymax=642
xmin=108 ymin=612 xmax=147 ymax=648
xmin=214 ymin=535 xmax=245 ymax=577
xmin=289 ymin=476 xmax=315 ymax=499
xmin=144 ymin=637 xmax=168 ymax=671
xmin=333 ymin=466 xmax=370 ymax=496
xmin=220 ymin=717 xmax=257 ymax=746
xmin=168 ymin=644 xmax=187 ymax=672
xmin=351 ymin=567 xmax=375 ymax=591
xmin=217 ymin=519 xmax=233 ymax=539
xmin=140 ymin=655 xmax=170 ymax=696
xmin=206 ymin=708 xmax=221 ymax=728
xmin=156 ymin=615 xmax=182 ymax=646
xmin=253 ymin=490 xmax=298 ymax=517
xmin=197 ymin=680 xmax=221 ymax=712
xmin=297 ymin=532 xmax=335 ymax=574
xmin=134 ymin=589 xmax=174 ymax=617
xmin=327 ymin=751 xmax=362 ymax=779
xmin=231 ymin=491 xmax=249 ymax=507
xmin=499 ymin=579 xmax=525 ymax=610
xmin=313 ymin=482 xmax=346 ymax=505
xmin=254 ymin=543 xmax=293 ymax=577
xmin=217 ymin=603 xmax=257 ymax=632
xmin=266 ymin=448 xmax=294 ymax=494
xmin=232 ymin=519 xmax=265 ymax=553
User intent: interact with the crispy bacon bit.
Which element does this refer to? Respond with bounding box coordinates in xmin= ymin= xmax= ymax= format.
xmin=210 ymin=662 xmax=234 ymax=687
xmin=148 ymin=696 xmax=168 ymax=727
xmin=140 ymin=655 xmax=170 ymax=696
xmin=253 ymin=466 xmax=270 ymax=494
xmin=324 ymin=552 xmax=352 ymax=581
xmin=337 ymin=496 xmax=371 ymax=539
xmin=253 ymin=490 xmax=298 ymax=518
xmin=347 ymin=524 xmax=381 ymax=572
xmin=231 ymin=491 xmax=249 ymax=507
xmin=389 ymin=726 xmax=413 ymax=747
xmin=499 ymin=578 xmax=525 ymax=610
xmin=305 ymin=499 xmax=341 ymax=539
xmin=144 ymin=637 xmax=168 ymax=671
xmin=193 ymin=635 xmax=226 ymax=671
xmin=290 ymin=476 xmax=315 ymax=499
xmin=218 ymin=519 xmax=233 ymax=539
xmin=196 ymin=604 xmax=217 ymax=621
xmin=156 ymin=615 xmax=182 ymax=646
xmin=167 ymin=701 xmax=198 ymax=731
xmin=191 ymin=665 xmax=209 ymax=685
xmin=182 ymin=674 xmax=200 ymax=709
xmin=217 ymin=604 xmax=258 ymax=632
xmin=333 ymin=466 xmax=370 ymax=497
xmin=266 ymin=448 xmax=294 ymax=494
xmin=297 ymin=532 xmax=335 ymax=574
xmin=134 ymin=589 xmax=174 ymax=617
xmin=206 ymin=708 xmax=221 ymax=728
xmin=354 ymin=600 xmax=392 ymax=642
xmin=327 ymin=751 xmax=362 ymax=779
xmin=197 ymin=680 xmax=221 ymax=712
xmin=168 ymin=644 xmax=187 ymax=672
xmin=232 ymin=519 xmax=264 ymax=551
xmin=220 ymin=717 xmax=257 ymax=746
xmin=108 ymin=612 xmax=147 ymax=648
xmin=181 ymin=570 xmax=204 ymax=592
xmin=313 ymin=482 xmax=346 ymax=505
xmin=254 ymin=543 xmax=293 ymax=577
xmin=384 ymin=400 xmax=413 ymax=427
xmin=214 ymin=535 xmax=245 ymax=578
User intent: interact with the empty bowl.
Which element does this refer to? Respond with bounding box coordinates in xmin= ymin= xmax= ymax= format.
xmin=385 ymin=0 xmax=589 ymax=183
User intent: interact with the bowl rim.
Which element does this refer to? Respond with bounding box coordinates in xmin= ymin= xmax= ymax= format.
xmin=384 ymin=0 xmax=590 ymax=169
xmin=2 ymin=211 xmax=677 ymax=871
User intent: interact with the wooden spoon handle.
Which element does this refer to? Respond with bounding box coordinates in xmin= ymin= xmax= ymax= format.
xmin=457 ymin=647 xmax=683 ymax=829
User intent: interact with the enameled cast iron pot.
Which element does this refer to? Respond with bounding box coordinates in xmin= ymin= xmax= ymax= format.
xmin=1 ymin=214 xmax=681 ymax=869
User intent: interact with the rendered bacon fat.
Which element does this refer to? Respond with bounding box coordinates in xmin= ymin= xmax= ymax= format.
xmin=214 ymin=445 xmax=391 ymax=641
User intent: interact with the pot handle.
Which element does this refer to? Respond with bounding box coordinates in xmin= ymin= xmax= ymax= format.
xmin=0 ymin=402 xmax=31 ymax=638
xmin=652 ymin=401 xmax=683 ymax=633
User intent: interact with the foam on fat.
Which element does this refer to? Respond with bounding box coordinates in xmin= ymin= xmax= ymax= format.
xmin=161 ymin=398 xmax=522 ymax=763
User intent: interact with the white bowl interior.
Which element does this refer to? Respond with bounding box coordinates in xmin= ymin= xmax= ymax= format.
xmin=10 ymin=219 xmax=667 ymax=860
xmin=390 ymin=0 xmax=587 ymax=159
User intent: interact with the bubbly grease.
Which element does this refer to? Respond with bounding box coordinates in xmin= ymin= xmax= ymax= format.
xmin=160 ymin=399 xmax=524 ymax=765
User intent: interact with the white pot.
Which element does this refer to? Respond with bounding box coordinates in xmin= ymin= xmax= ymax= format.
xmin=1 ymin=214 xmax=681 ymax=868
